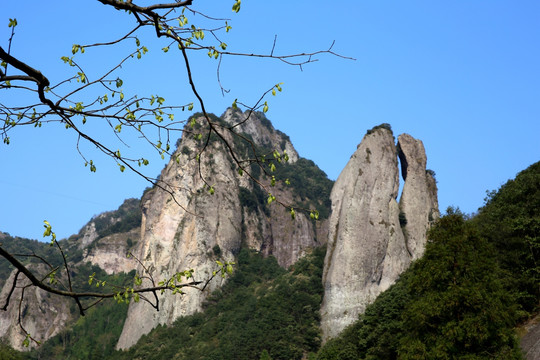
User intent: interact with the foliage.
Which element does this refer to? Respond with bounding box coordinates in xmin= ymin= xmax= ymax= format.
xmin=259 ymin=349 xmax=273 ymax=360
xmin=366 ymin=123 xmax=392 ymax=135
xmin=238 ymin=185 xmax=269 ymax=216
xmin=398 ymin=211 xmax=521 ymax=359
xmin=0 ymin=343 xmax=28 ymax=360
xmin=0 ymin=234 xmax=67 ymax=289
xmin=398 ymin=211 xmax=407 ymax=227
xmin=256 ymin=111 xmax=274 ymax=132
xmin=426 ymin=168 xmax=437 ymax=181
xmin=90 ymin=198 xmax=142 ymax=240
xmin=113 ymin=246 xmax=326 ymax=360
xmin=475 ymin=161 xmax=540 ymax=313
xmin=273 ymin=158 xmax=333 ymax=220
xmin=223 ymin=110 xmax=333 ymax=219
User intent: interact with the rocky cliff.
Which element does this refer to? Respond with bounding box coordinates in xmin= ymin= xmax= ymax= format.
xmin=0 ymin=199 xmax=142 ymax=350
xmin=78 ymin=198 xmax=141 ymax=274
xmin=116 ymin=109 xmax=330 ymax=349
xmin=0 ymin=266 xmax=71 ymax=351
xmin=320 ymin=125 xmax=438 ymax=341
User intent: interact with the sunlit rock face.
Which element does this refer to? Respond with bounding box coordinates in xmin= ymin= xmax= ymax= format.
xmin=116 ymin=109 xmax=326 ymax=349
xmin=320 ymin=127 xmax=438 ymax=341
xmin=83 ymin=228 xmax=139 ymax=275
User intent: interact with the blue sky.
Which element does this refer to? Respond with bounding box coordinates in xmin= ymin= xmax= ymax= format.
xmin=1 ymin=1 xmax=539 ymax=240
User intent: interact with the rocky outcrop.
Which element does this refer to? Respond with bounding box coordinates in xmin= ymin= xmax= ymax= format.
xmin=116 ymin=109 xmax=328 ymax=349
xmin=320 ymin=127 xmax=411 ymax=340
xmin=520 ymin=312 xmax=540 ymax=360
xmin=75 ymin=198 xmax=141 ymax=251
xmin=397 ymin=134 xmax=439 ymax=260
xmin=83 ymin=227 xmax=139 ymax=274
xmin=320 ymin=126 xmax=438 ymax=341
xmin=77 ymin=221 xmax=98 ymax=250
xmin=0 ymin=267 xmax=71 ymax=351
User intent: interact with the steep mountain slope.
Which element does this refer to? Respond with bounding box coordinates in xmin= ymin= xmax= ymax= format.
xmin=113 ymin=247 xmax=326 ymax=360
xmin=0 ymin=108 xmax=334 ymax=352
xmin=117 ymin=108 xmax=332 ymax=349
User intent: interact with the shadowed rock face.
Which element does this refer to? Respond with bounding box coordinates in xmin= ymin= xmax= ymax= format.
xmin=116 ymin=109 xmax=327 ymax=349
xmin=397 ymin=134 xmax=439 ymax=260
xmin=0 ymin=266 xmax=71 ymax=351
xmin=320 ymin=127 xmax=438 ymax=341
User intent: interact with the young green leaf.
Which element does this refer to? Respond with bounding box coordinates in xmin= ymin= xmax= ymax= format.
xmin=232 ymin=0 xmax=241 ymax=13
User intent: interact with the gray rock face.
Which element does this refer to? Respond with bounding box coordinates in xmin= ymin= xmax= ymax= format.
xmin=0 ymin=267 xmax=71 ymax=351
xmin=83 ymin=228 xmax=139 ymax=275
xmin=397 ymin=134 xmax=439 ymax=260
xmin=320 ymin=127 xmax=438 ymax=341
xmin=77 ymin=221 xmax=98 ymax=249
xmin=116 ymin=109 xmax=325 ymax=349
xmin=320 ymin=128 xmax=410 ymax=340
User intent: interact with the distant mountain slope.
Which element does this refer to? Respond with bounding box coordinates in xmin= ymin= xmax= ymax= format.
xmin=0 ymin=198 xmax=142 ymax=351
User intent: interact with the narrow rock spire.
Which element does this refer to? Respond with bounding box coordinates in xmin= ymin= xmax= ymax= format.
xmin=320 ymin=127 xmax=439 ymax=341
xmin=320 ymin=126 xmax=410 ymax=341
